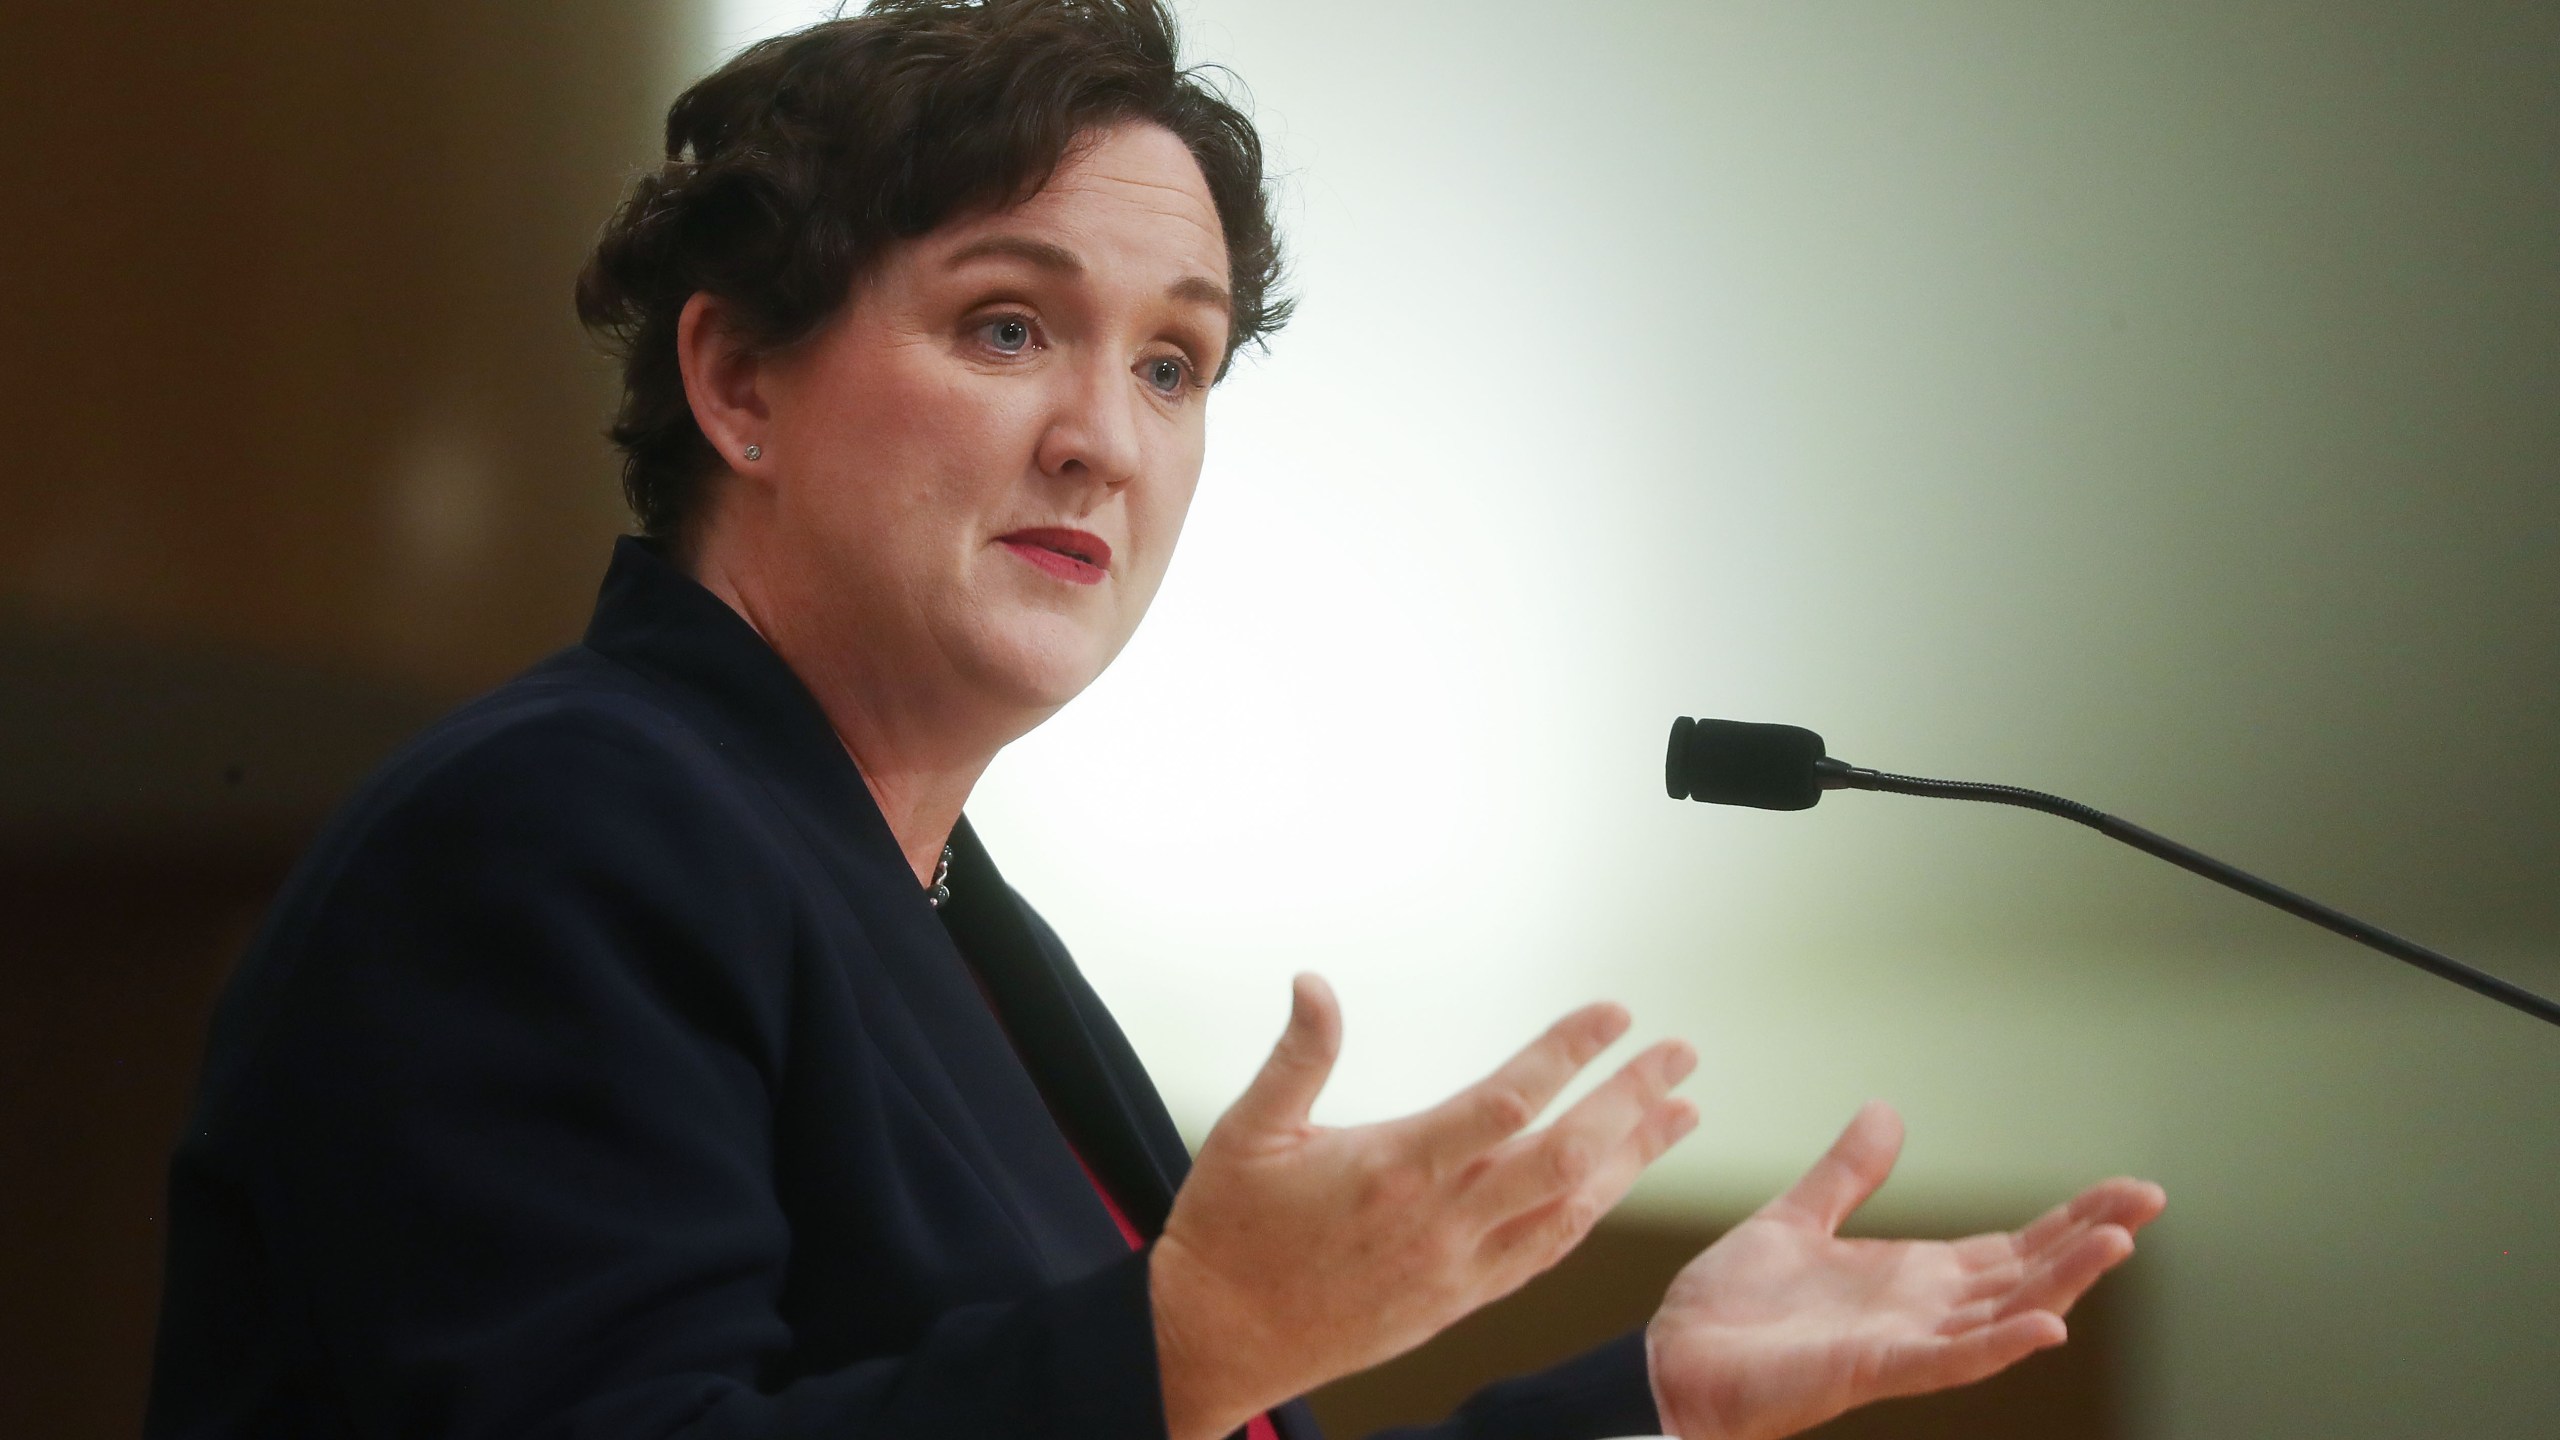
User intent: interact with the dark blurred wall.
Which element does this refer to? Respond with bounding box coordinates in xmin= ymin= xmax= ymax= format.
xmin=0 ymin=1 xmax=675 ymax=694
xmin=0 ymin=5 xmax=684 ymax=1435
xmin=1309 ymin=1215 xmax=2131 ymax=1439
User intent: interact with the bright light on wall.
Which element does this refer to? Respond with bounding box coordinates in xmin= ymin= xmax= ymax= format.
xmin=976 ymin=0 xmax=2223 ymax=1196
xmin=662 ymin=4 xmax=2560 ymax=1431
xmin=706 ymin=0 xmax=841 ymax=55
xmin=679 ymin=1 xmax=2560 ymax=1216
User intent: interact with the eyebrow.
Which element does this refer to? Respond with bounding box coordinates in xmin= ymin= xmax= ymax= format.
xmin=1168 ymin=274 xmax=1232 ymax=312
xmin=947 ymin=233 xmax=1232 ymax=314
xmin=947 ymin=234 xmax=1083 ymax=274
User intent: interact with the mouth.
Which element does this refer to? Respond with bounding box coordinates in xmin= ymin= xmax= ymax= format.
xmin=995 ymin=526 xmax=1112 ymax=586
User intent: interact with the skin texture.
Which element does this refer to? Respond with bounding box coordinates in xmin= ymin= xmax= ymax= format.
xmin=1645 ymin=1103 xmax=2167 ymax=1440
xmin=1151 ymin=976 xmax=1698 ymax=1440
xmin=680 ymin=121 xmax=1230 ymax=885
xmin=672 ymin=118 xmax=2165 ymax=1440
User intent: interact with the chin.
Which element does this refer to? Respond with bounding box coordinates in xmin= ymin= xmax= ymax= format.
xmin=960 ymin=613 xmax=1122 ymax=716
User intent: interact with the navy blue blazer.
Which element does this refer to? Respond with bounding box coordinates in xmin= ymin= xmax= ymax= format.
xmin=147 ymin=537 xmax=1659 ymax=1440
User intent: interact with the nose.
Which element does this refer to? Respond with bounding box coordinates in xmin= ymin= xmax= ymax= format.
xmin=1033 ymin=353 xmax=1142 ymax=492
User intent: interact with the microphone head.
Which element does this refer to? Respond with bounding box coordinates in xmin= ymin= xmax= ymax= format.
xmin=1666 ymin=717 xmax=1829 ymax=811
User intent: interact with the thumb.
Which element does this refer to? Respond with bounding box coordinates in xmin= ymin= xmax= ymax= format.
xmin=1223 ymin=973 xmax=1343 ymax=1137
xmin=1769 ymin=1099 xmax=1905 ymax=1233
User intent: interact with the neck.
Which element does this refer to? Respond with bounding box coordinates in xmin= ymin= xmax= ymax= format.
xmin=835 ymin=742 xmax=980 ymax=890
xmin=686 ymin=531 xmax=1019 ymax=889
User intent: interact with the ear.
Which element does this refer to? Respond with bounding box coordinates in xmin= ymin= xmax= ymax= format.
xmin=675 ymin=292 xmax=771 ymax=474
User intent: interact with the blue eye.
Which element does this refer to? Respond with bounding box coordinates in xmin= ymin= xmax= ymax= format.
xmin=982 ymin=316 xmax=1034 ymax=354
xmin=1144 ymin=356 xmax=1190 ymax=395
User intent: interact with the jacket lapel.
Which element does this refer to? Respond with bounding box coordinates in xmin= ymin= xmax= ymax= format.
xmin=938 ymin=818 xmax=1190 ymax=1235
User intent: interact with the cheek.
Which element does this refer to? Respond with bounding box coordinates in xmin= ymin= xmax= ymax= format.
xmin=783 ymin=356 xmax=1036 ymax=536
xmin=1120 ymin=431 xmax=1207 ymax=603
xmin=891 ymin=364 xmax=1033 ymax=462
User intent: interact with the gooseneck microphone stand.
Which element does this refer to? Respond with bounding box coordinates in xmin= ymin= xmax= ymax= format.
xmin=1667 ymin=716 xmax=2560 ymax=1031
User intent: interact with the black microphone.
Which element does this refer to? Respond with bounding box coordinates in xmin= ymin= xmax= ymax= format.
xmin=1666 ymin=716 xmax=2560 ymax=1031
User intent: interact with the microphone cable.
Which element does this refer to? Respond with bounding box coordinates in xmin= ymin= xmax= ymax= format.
xmin=1669 ymin=716 xmax=2560 ymax=1031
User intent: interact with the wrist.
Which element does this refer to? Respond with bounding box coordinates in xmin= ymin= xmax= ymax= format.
xmin=1646 ymin=1315 xmax=1729 ymax=1440
xmin=1643 ymin=1317 xmax=1678 ymax=1438
xmin=1149 ymin=1234 xmax=1278 ymax=1440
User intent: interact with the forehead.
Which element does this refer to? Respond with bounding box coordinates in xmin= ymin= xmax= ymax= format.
xmin=924 ymin=122 xmax=1229 ymax=282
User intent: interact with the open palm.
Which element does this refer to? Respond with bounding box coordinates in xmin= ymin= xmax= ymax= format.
xmin=1645 ymin=1102 xmax=2166 ymax=1440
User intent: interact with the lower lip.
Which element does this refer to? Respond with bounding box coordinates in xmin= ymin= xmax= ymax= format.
xmin=998 ymin=539 xmax=1108 ymax=586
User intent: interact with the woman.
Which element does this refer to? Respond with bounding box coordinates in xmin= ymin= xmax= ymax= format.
xmin=147 ymin=2 xmax=2163 ymax=1437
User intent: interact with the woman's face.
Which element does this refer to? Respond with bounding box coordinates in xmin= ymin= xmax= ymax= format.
xmin=715 ymin=120 xmax=1233 ymax=733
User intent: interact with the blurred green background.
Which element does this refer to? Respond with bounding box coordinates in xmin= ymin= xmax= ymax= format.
xmin=4 ymin=2 xmax=2553 ymax=1436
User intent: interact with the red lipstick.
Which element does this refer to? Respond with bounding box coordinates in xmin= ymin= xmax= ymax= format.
xmin=996 ymin=527 xmax=1112 ymax=586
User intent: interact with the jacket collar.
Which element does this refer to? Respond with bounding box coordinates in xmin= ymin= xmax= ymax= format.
xmin=939 ymin=821 xmax=1188 ymax=1233
xmin=580 ymin=535 xmax=887 ymax=858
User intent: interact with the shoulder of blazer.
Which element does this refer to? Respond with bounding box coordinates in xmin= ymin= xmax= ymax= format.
xmin=196 ymin=652 xmax=812 ymax=1107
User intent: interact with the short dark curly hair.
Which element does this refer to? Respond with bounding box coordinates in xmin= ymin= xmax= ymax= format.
xmin=576 ymin=0 xmax=1291 ymax=543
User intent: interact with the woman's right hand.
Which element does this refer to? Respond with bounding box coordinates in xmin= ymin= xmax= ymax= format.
xmin=1148 ymin=973 xmax=1699 ymax=1440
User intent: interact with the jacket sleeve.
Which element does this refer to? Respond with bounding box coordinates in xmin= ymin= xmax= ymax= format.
xmin=1357 ymin=1332 xmax=1663 ymax=1440
xmin=191 ymin=705 xmax=1169 ymax=1440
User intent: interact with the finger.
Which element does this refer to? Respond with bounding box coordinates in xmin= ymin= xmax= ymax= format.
xmin=1955 ymin=1200 xmax=2108 ymax=1298
xmin=1766 ymin=1099 xmax=1903 ymax=1233
xmin=1568 ymin=1094 xmax=1701 ymax=1219
xmin=1973 ymin=1180 xmax=2151 ymax=1276
xmin=1221 ymin=973 xmax=1344 ymax=1137
xmin=1973 ymin=1186 xmax=2158 ymax=1296
xmin=1945 ymin=1178 xmax=2129 ymax=1276
xmin=1460 ymin=1039 xmax=1695 ymax=1222
xmin=1879 ymin=1310 xmax=2067 ymax=1398
xmin=1959 ymin=1204 xmax=2134 ymax=1305
xmin=1950 ymin=1228 xmax=2025 ymax=1275
xmin=1996 ymin=1224 xmax=2136 ymax=1321
xmin=2105 ymin=1178 xmax=2169 ymax=1235
xmin=2020 ymin=1177 xmax=2166 ymax=1254
xmin=1408 ymin=1002 xmax=1634 ymax=1164
xmin=1950 ymin=1219 xmax=2140 ymax=1327
xmin=1953 ymin=1178 xmax=2167 ymax=1304
xmin=1476 ymin=1096 xmax=1700 ymax=1277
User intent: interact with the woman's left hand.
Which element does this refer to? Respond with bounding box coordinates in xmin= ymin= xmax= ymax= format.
xmin=1644 ymin=1102 xmax=2166 ymax=1440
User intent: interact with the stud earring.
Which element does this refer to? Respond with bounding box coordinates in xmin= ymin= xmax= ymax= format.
xmin=743 ymin=444 xmax=762 ymax=462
